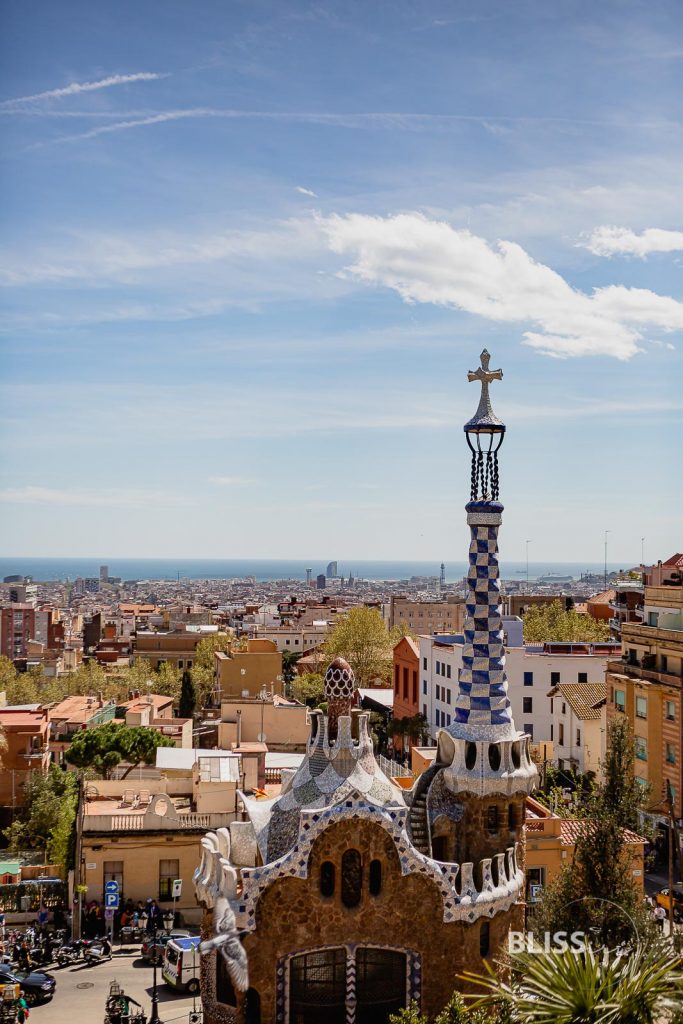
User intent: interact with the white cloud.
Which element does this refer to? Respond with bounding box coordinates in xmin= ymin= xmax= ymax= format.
xmin=0 ymin=218 xmax=319 ymax=286
xmin=1 ymin=72 xmax=168 ymax=108
xmin=0 ymin=486 xmax=195 ymax=508
xmin=583 ymin=225 xmax=683 ymax=258
xmin=296 ymin=186 xmax=318 ymax=197
xmin=321 ymin=212 xmax=683 ymax=360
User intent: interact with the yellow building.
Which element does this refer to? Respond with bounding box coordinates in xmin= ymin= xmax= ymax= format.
xmin=605 ymin=558 xmax=683 ymax=818
xmin=385 ymin=595 xmax=464 ymax=636
xmin=525 ymin=795 xmax=645 ymax=903
xmin=218 ymin=694 xmax=309 ymax=751
xmin=80 ymin=758 xmax=243 ymax=925
xmin=214 ymin=638 xmax=283 ymax=699
xmin=134 ymin=628 xmax=208 ymax=670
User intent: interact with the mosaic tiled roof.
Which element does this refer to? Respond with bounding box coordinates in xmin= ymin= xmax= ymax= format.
xmin=241 ymin=709 xmax=405 ymax=864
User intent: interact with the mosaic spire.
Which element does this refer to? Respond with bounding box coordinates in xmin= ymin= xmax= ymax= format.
xmin=450 ymin=351 xmax=515 ymax=741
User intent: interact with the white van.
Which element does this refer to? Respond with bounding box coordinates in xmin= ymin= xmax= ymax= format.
xmin=162 ymin=935 xmax=201 ymax=994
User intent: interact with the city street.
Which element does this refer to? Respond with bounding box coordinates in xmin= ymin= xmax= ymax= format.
xmin=29 ymin=950 xmax=200 ymax=1024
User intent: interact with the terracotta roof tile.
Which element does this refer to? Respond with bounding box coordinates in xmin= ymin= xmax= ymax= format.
xmin=554 ymin=682 xmax=607 ymax=720
xmin=560 ymin=819 xmax=646 ymax=845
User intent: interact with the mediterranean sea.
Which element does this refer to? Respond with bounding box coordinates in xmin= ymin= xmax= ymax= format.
xmin=0 ymin=557 xmax=629 ymax=584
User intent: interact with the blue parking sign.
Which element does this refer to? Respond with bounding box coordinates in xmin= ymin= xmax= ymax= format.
xmin=105 ymin=892 xmax=120 ymax=909
xmin=105 ymin=880 xmax=119 ymax=894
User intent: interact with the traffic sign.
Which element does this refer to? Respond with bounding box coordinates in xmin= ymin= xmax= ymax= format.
xmin=172 ymin=879 xmax=182 ymax=899
xmin=105 ymin=893 xmax=120 ymax=909
xmin=104 ymin=880 xmax=119 ymax=895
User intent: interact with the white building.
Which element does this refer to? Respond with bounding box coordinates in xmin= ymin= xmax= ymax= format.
xmin=251 ymin=624 xmax=330 ymax=652
xmin=548 ymin=682 xmax=606 ymax=774
xmin=418 ymin=627 xmax=617 ymax=752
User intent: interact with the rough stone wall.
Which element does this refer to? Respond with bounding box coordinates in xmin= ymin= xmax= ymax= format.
xmin=449 ymin=793 xmax=526 ymax=868
xmin=205 ymin=817 xmax=523 ymax=1023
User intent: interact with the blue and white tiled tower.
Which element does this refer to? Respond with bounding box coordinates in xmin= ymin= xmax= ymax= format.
xmin=451 ymin=349 xmax=515 ymax=741
xmin=442 ymin=350 xmax=537 ymax=796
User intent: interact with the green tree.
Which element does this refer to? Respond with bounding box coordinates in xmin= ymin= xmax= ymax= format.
xmin=65 ymin=722 xmax=174 ymax=779
xmin=179 ymin=669 xmax=197 ymax=718
xmin=532 ymin=719 xmax=651 ymax=949
xmin=522 ymin=600 xmax=611 ymax=643
xmin=291 ymin=673 xmax=325 ymax=707
xmin=0 ymin=655 xmax=18 ymax=694
xmin=190 ymin=632 xmax=232 ymax=708
xmin=324 ymin=607 xmax=395 ymax=686
xmin=282 ymin=649 xmax=301 ymax=685
xmin=468 ymin=944 xmax=683 ymax=1024
xmin=388 ymin=713 xmax=429 ymax=748
xmin=601 ymin=717 xmax=647 ymax=833
xmin=4 ymin=766 xmax=78 ymax=871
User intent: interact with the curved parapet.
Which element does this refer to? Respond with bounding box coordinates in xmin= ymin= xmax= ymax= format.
xmin=442 ymin=731 xmax=537 ymax=798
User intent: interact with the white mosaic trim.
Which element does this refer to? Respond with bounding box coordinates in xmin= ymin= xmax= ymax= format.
xmin=195 ymin=795 xmax=524 ymax=932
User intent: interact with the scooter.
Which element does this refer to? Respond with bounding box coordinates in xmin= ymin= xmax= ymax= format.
xmin=84 ymin=937 xmax=112 ymax=966
xmin=56 ymin=938 xmax=92 ymax=967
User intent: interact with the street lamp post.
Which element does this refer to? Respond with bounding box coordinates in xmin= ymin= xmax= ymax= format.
xmin=604 ymin=530 xmax=611 ymax=590
xmin=147 ymin=913 xmax=163 ymax=1024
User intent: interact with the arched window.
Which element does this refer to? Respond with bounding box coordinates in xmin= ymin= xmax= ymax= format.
xmin=480 ymin=920 xmax=490 ymax=958
xmin=487 ymin=806 xmax=499 ymax=834
xmin=341 ymin=849 xmax=362 ymax=908
xmin=245 ymin=988 xmax=261 ymax=1024
xmin=320 ymin=860 xmax=335 ymax=898
xmin=369 ymin=859 xmax=382 ymax=896
xmin=508 ymin=802 xmax=516 ymax=830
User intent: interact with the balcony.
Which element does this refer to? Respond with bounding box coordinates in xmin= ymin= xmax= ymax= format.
xmin=607 ymin=660 xmax=683 ymax=688
xmin=622 ymin=622 xmax=683 ymax=645
xmin=83 ymin=809 xmax=237 ymax=833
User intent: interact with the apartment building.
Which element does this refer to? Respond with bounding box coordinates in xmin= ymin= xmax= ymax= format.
xmin=250 ymin=624 xmax=330 ymax=653
xmin=0 ymin=604 xmax=36 ymax=660
xmin=418 ymin=626 xmax=617 ymax=748
xmin=80 ymin=756 xmax=242 ymax=925
xmin=134 ymin=627 xmax=220 ymax=670
xmin=217 ymin=694 xmax=309 ymax=752
xmin=0 ymin=706 xmax=51 ymax=815
xmin=608 ymin=579 xmax=644 ymax=641
xmin=384 ymin=595 xmax=464 ymax=636
xmin=391 ymin=636 xmax=421 ymax=755
xmin=548 ymin=682 xmax=606 ymax=774
xmin=606 ymin=554 xmax=683 ymax=818
xmin=213 ymin=639 xmax=283 ymax=700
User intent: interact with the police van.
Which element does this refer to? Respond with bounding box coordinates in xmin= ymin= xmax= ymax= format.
xmin=162 ymin=935 xmax=201 ymax=994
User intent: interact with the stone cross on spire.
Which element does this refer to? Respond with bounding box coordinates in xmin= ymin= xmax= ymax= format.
xmin=465 ymin=349 xmax=504 ymax=429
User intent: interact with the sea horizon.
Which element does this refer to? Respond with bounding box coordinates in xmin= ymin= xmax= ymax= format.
xmin=0 ymin=556 xmax=633 ymax=584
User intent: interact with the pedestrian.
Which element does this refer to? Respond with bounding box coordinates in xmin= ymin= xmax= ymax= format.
xmin=14 ymin=989 xmax=30 ymax=1023
xmin=654 ymin=903 xmax=667 ymax=931
xmin=146 ymin=899 xmax=162 ymax=933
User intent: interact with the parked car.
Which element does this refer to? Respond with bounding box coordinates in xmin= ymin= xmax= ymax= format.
xmin=655 ymin=886 xmax=683 ymax=921
xmin=141 ymin=929 xmax=192 ymax=965
xmin=0 ymin=962 xmax=56 ymax=1005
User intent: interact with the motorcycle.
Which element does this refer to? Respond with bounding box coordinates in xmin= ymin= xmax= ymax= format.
xmin=56 ymin=938 xmax=92 ymax=967
xmin=84 ymin=938 xmax=112 ymax=966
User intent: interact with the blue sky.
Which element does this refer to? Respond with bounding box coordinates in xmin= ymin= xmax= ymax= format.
xmin=1 ymin=0 xmax=682 ymax=564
